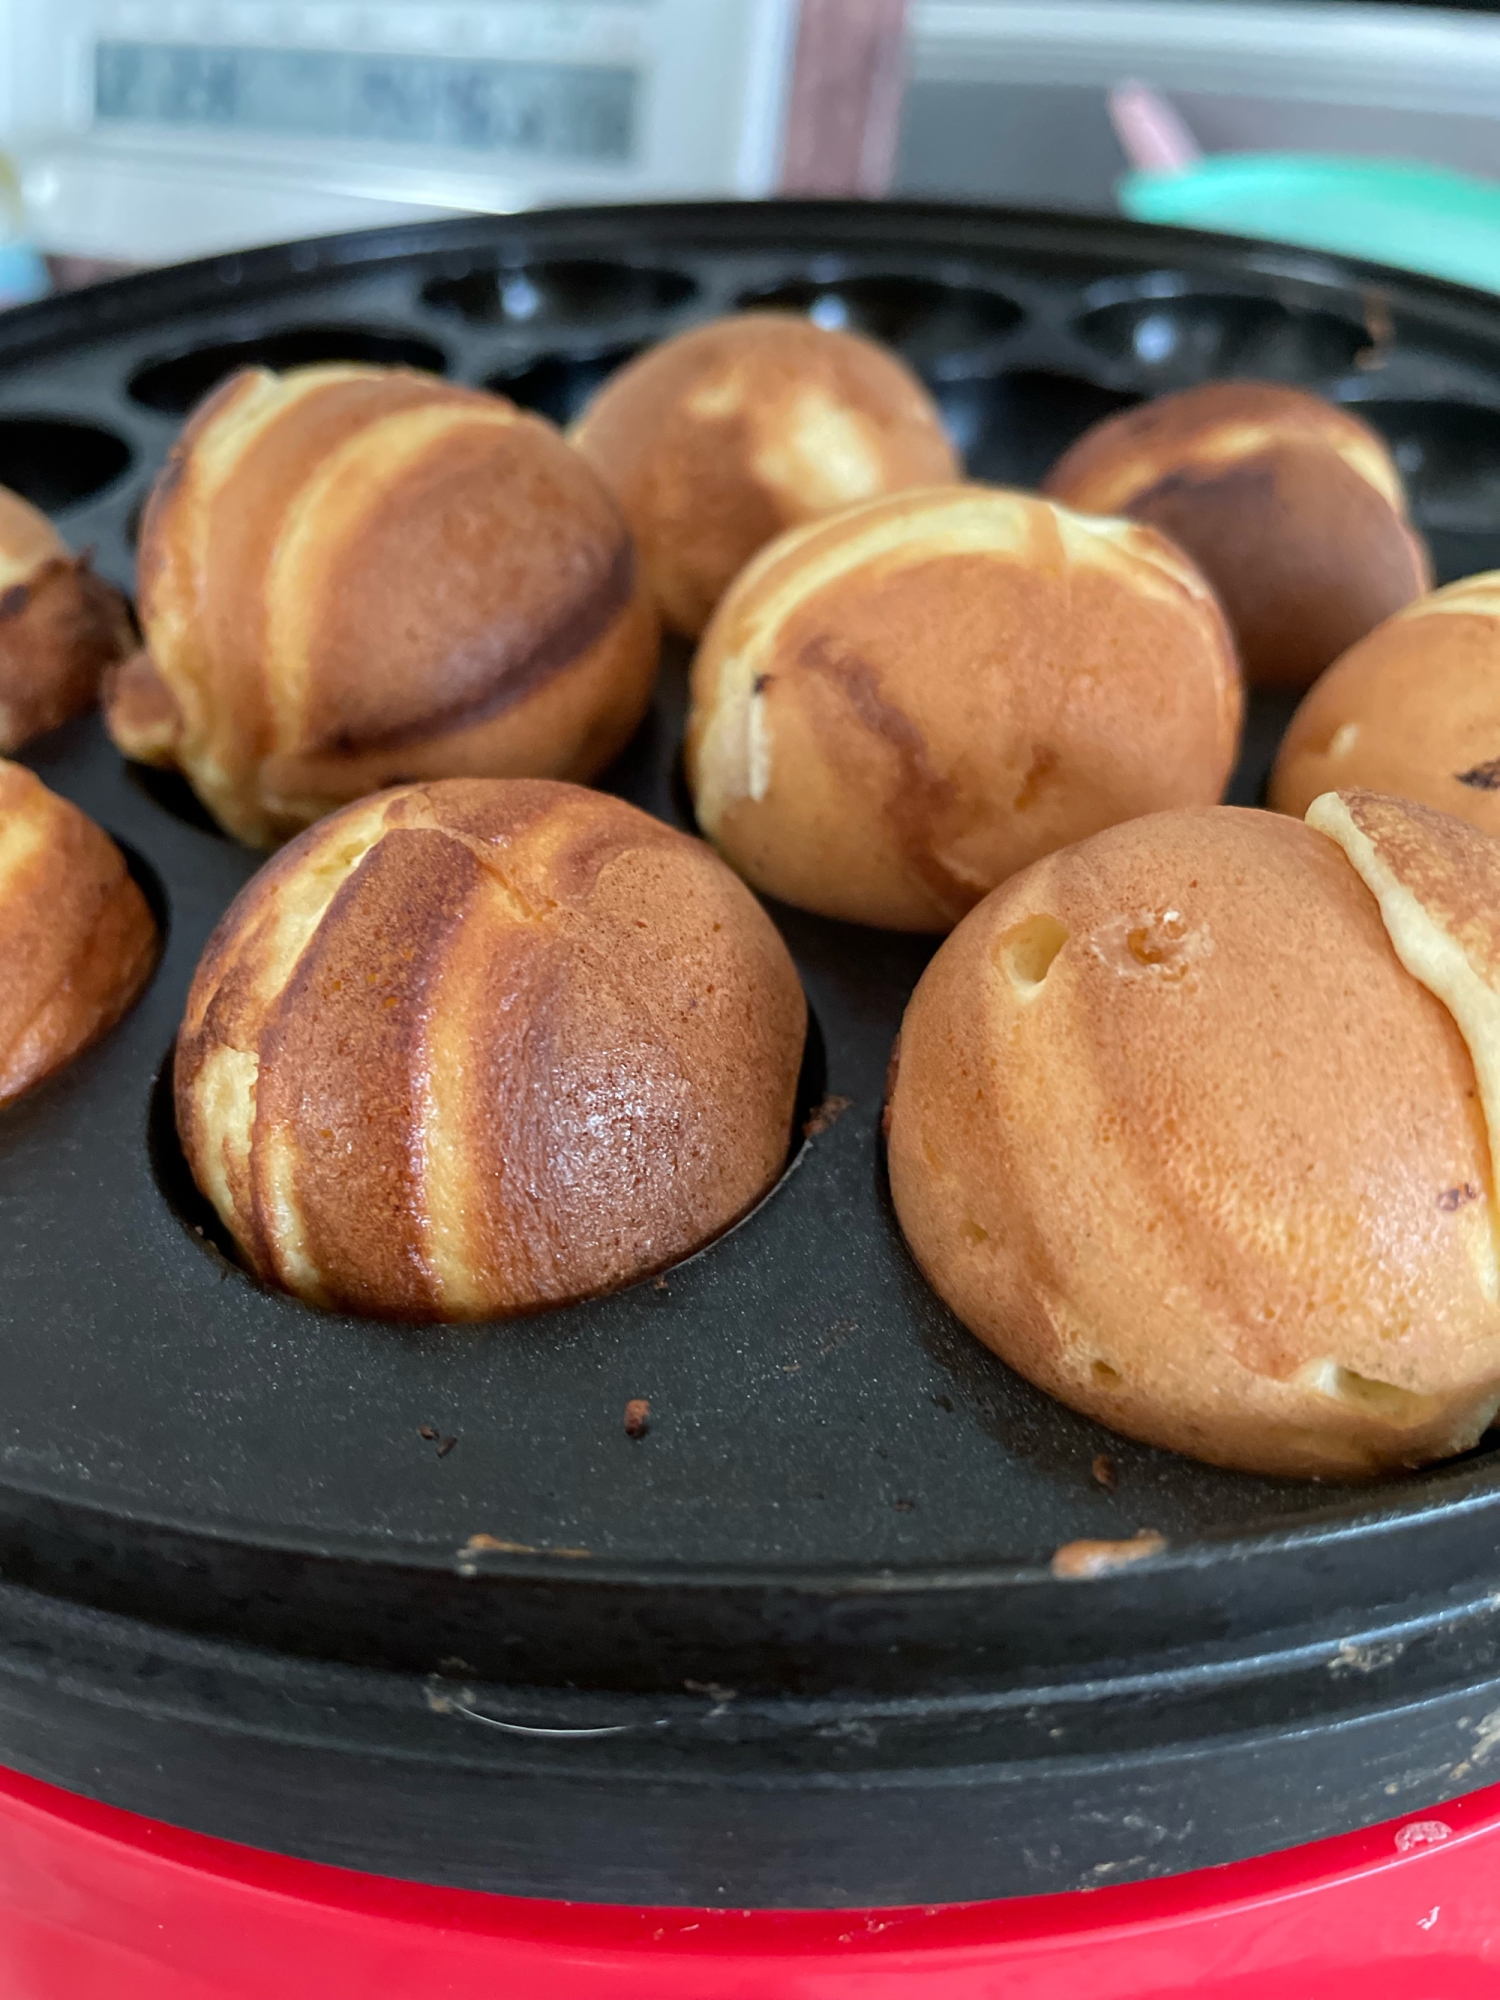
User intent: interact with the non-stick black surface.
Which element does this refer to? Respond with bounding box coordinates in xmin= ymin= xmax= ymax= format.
xmin=6 ymin=201 xmax=1500 ymax=1906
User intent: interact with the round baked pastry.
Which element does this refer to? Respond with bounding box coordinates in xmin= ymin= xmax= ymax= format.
xmin=1043 ymin=382 xmax=1430 ymax=690
xmin=570 ymin=312 xmax=959 ymax=637
xmin=685 ymin=484 xmax=1242 ymax=931
xmin=0 ymin=485 xmax=134 ymax=753
xmin=176 ymin=777 xmax=806 ymax=1320
xmin=105 ymin=364 xmax=659 ymax=846
xmin=0 ymin=759 xmax=158 ymax=1107
xmin=886 ymin=792 xmax=1500 ymax=1479
xmin=1271 ymin=573 xmax=1500 ymax=829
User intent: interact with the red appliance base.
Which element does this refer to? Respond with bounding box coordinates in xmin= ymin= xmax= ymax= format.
xmin=3 ymin=1762 xmax=1498 ymax=1998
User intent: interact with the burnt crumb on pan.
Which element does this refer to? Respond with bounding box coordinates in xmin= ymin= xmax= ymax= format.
xmin=417 ymin=1424 xmax=439 ymax=1441
xmin=1439 ymin=1183 xmax=1482 ymax=1212
xmin=624 ymin=1398 xmax=651 ymax=1438
xmin=1456 ymin=760 xmax=1500 ymax=792
xmin=803 ymin=1093 xmax=852 ymax=1139
xmin=1050 ymin=1530 xmax=1166 ymax=1580
xmin=437 ymin=1435 xmax=458 ymax=1457
xmin=456 ymin=1532 xmax=592 ymax=1574
xmin=893 ymin=1497 xmax=916 ymax=1512
xmin=685 ymin=1678 xmax=737 ymax=1706
xmin=653 ymin=1275 xmax=669 ymax=1292
xmin=1091 ymin=1453 xmax=1119 ymax=1491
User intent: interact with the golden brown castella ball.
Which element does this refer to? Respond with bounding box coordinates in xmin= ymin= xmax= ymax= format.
xmin=569 ymin=312 xmax=959 ymax=637
xmin=1272 ymin=573 xmax=1500 ymax=829
xmin=685 ymin=484 xmax=1241 ymax=931
xmin=176 ymin=777 xmax=806 ymax=1320
xmin=886 ymin=793 xmax=1500 ymax=1480
xmin=0 ymin=486 xmax=134 ymax=752
xmin=1043 ymin=382 xmax=1430 ymax=690
xmin=0 ymin=759 xmax=158 ymax=1106
xmin=105 ymin=364 xmax=659 ymax=846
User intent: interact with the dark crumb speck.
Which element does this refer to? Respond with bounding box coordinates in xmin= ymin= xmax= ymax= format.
xmin=1092 ymin=1453 xmax=1118 ymax=1491
xmin=437 ymin=1435 xmax=458 ymax=1458
xmin=624 ymin=1398 xmax=651 ymax=1439
xmin=1456 ymin=760 xmax=1500 ymax=792
xmin=803 ymin=1093 xmax=852 ymax=1139
xmin=653 ymin=1275 xmax=669 ymax=1292
xmin=1438 ymin=1183 xmax=1481 ymax=1212
xmin=417 ymin=1424 xmax=438 ymax=1442
xmin=893 ymin=1497 xmax=916 ymax=1512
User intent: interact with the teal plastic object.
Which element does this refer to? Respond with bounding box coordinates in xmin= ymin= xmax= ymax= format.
xmin=1120 ymin=155 xmax=1500 ymax=294
xmin=0 ymin=240 xmax=48 ymax=308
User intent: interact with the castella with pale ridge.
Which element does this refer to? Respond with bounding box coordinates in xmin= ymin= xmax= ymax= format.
xmin=106 ymin=364 xmax=659 ymax=845
xmin=687 ymin=483 xmax=1241 ymax=930
xmin=887 ymin=792 xmax=1500 ymax=1479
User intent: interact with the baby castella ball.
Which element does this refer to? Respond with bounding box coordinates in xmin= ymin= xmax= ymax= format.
xmin=570 ymin=312 xmax=959 ymax=637
xmin=1272 ymin=573 xmax=1500 ymax=830
xmin=106 ymin=364 xmax=659 ymax=845
xmin=176 ymin=778 xmax=807 ymax=1321
xmin=686 ymin=484 xmax=1241 ymax=930
xmin=0 ymin=759 xmax=158 ymax=1106
xmin=1045 ymin=381 xmax=1429 ymax=689
xmin=0 ymin=485 xmax=134 ymax=752
xmin=887 ymin=793 xmax=1500 ymax=1479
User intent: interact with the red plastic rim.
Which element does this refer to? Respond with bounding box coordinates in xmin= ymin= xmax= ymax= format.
xmin=4 ymin=1760 xmax=1500 ymax=1997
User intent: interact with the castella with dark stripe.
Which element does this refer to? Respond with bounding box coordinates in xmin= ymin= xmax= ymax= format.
xmin=1044 ymin=381 xmax=1429 ymax=690
xmin=687 ymin=484 xmax=1242 ymax=931
xmin=175 ymin=777 xmax=807 ymax=1321
xmin=105 ymin=364 xmax=660 ymax=845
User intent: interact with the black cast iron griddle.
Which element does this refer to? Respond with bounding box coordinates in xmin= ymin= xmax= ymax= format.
xmin=6 ymin=201 xmax=1500 ymax=1909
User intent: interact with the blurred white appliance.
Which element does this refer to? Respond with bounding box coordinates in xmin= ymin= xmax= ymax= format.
xmin=0 ymin=0 xmax=799 ymax=263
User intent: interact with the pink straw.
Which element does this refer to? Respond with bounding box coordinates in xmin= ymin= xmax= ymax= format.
xmin=1108 ymin=82 xmax=1203 ymax=175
